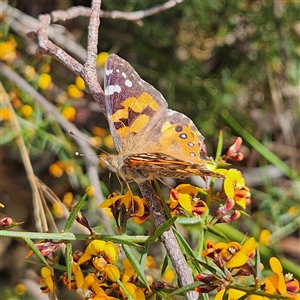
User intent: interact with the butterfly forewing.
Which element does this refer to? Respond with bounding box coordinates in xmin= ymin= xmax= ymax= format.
xmin=104 ymin=54 xmax=167 ymax=153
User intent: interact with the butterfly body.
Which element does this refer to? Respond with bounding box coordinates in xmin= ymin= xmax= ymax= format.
xmin=102 ymin=54 xmax=222 ymax=182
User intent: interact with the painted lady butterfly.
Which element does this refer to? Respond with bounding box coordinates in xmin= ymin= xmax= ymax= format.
xmin=101 ymin=54 xmax=222 ymax=183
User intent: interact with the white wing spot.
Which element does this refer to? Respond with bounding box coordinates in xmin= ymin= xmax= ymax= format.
xmin=125 ymin=79 xmax=133 ymax=88
xmin=121 ymin=72 xmax=127 ymax=78
xmin=105 ymin=84 xmax=121 ymax=95
xmin=116 ymin=69 xmax=120 ymax=73
xmin=106 ymin=69 xmax=113 ymax=76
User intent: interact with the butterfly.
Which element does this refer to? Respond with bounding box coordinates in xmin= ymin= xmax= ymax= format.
xmin=101 ymin=54 xmax=223 ymax=183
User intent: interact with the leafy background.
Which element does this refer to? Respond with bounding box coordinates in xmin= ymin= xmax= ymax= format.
xmin=1 ymin=0 xmax=299 ymax=299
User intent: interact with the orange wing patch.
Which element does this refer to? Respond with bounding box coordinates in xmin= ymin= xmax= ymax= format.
xmin=159 ymin=122 xmax=202 ymax=163
xmin=111 ymin=92 xmax=160 ymax=137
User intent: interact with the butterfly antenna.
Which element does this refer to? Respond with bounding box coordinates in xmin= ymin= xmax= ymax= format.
xmin=156 ymin=177 xmax=174 ymax=190
xmin=68 ymin=130 xmax=110 ymax=155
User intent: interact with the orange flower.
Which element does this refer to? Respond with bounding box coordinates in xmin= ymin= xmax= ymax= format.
xmin=49 ymin=161 xmax=65 ymax=177
xmin=0 ymin=108 xmax=12 ymax=121
xmin=62 ymin=192 xmax=73 ymax=207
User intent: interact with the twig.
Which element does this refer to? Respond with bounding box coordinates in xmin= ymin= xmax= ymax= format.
xmin=26 ymin=10 xmax=106 ymax=114
xmin=49 ymin=0 xmax=183 ymax=22
xmin=99 ymin=0 xmax=183 ymax=21
xmin=139 ymin=181 xmax=199 ymax=300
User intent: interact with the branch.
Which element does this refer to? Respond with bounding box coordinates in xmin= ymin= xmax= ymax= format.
xmin=99 ymin=0 xmax=183 ymax=21
xmin=47 ymin=0 xmax=183 ymax=22
xmin=26 ymin=5 xmax=106 ymax=114
xmin=139 ymin=181 xmax=199 ymax=300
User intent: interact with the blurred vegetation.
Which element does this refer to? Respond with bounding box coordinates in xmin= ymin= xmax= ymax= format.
xmin=1 ymin=0 xmax=299 ymax=299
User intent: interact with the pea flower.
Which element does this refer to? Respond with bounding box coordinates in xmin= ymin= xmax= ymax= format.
xmin=78 ymin=240 xmax=120 ymax=282
xmin=226 ymin=137 xmax=244 ymax=161
xmin=214 ymin=288 xmax=246 ymax=300
xmin=264 ymin=257 xmax=300 ymax=299
xmin=169 ymin=184 xmax=199 ymax=215
xmin=40 ymin=267 xmax=54 ymax=293
xmin=217 ymin=168 xmax=251 ymax=210
xmin=99 ymin=191 xmax=147 ymax=225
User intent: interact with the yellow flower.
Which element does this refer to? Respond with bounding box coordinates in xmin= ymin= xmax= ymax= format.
xmin=75 ymin=76 xmax=85 ymax=90
xmin=214 ymin=288 xmax=246 ymax=300
xmin=99 ymin=191 xmax=146 ymax=220
xmin=96 ymin=52 xmax=110 ymax=67
xmin=67 ymin=84 xmax=83 ymax=98
xmin=220 ymin=237 xmax=257 ymax=269
xmin=78 ymin=240 xmax=119 ymax=266
xmin=0 ymin=37 xmax=17 ymax=63
xmin=217 ymin=168 xmax=250 ymax=209
xmin=86 ymin=185 xmax=95 ymax=197
xmin=145 ymin=256 xmax=156 ymax=269
xmin=169 ymin=184 xmax=198 ymax=213
xmin=89 ymin=136 xmax=103 ymax=148
xmin=38 ymin=73 xmax=53 ymax=90
xmin=14 ymin=283 xmax=27 ymax=296
xmin=162 ymin=266 xmax=175 ymax=283
xmin=264 ymin=257 xmax=300 ymax=299
xmin=121 ymin=282 xmax=146 ymax=300
xmin=49 ymin=162 xmax=64 ymax=177
xmin=83 ymin=273 xmax=119 ymax=299
xmin=71 ymin=263 xmax=84 ymax=289
xmin=24 ymin=65 xmax=36 ymax=81
xmin=40 ymin=267 xmax=54 ymax=292
xmin=62 ymin=106 xmax=76 ymax=121
xmin=259 ymin=229 xmax=272 ymax=246
xmin=122 ymin=257 xmax=136 ymax=283
xmin=52 ymin=203 xmax=64 ymax=218
xmin=20 ymin=104 xmax=33 ymax=118
xmin=103 ymin=134 xmax=115 ymax=150
xmin=0 ymin=108 xmax=12 ymax=121
xmin=62 ymin=192 xmax=73 ymax=207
